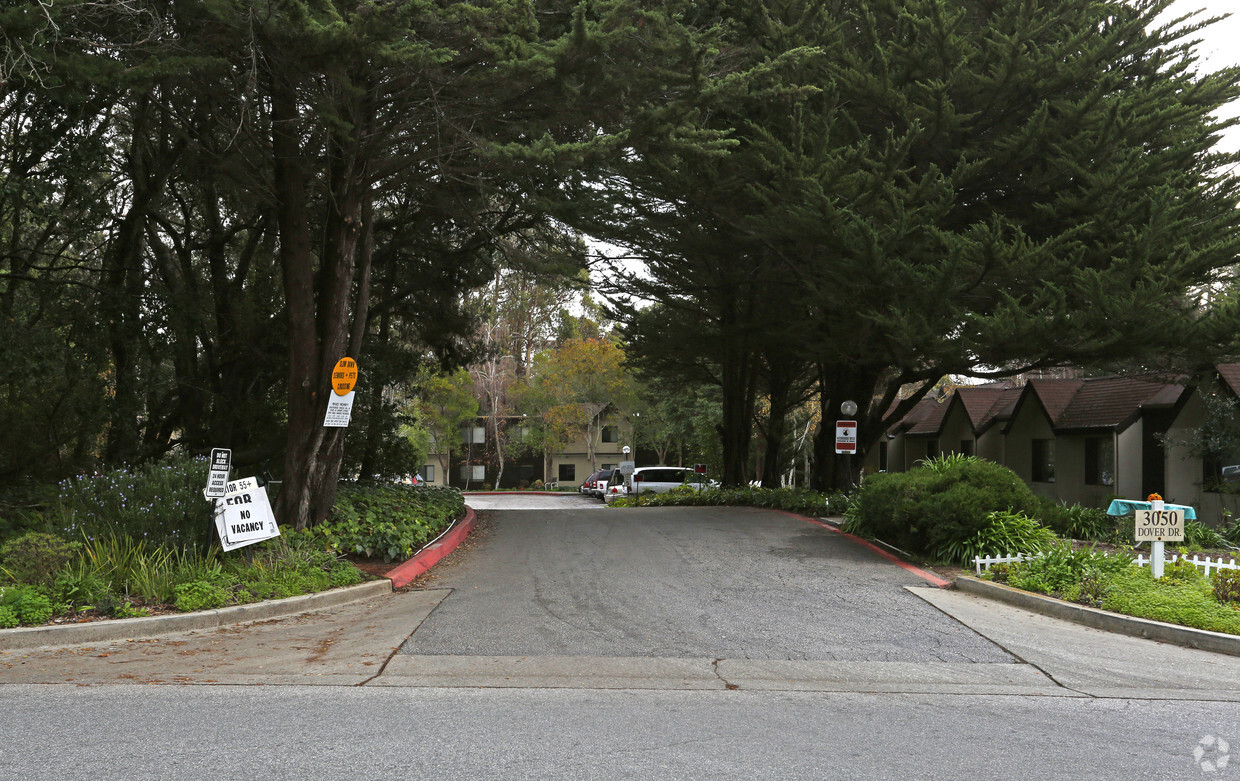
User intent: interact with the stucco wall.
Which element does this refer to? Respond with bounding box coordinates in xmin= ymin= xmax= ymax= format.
xmin=1116 ymin=421 xmax=1143 ymax=501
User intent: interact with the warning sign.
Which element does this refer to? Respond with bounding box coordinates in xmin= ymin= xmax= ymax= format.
xmin=835 ymin=420 xmax=858 ymax=454
xmin=332 ymin=357 xmax=359 ymax=396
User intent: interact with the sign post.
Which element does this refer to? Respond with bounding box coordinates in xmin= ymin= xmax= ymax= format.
xmin=1135 ymin=498 xmax=1184 ymax=578
xmin=834 ymin=421 xmax=857 ymax=454
xmin=206 ymin=448 xmax=231 ymax=499
xmin=212 ymin=476 xmax=280 ymax=551
xmin=835 ymin=416 xmax=858 ymax=492
xmin=324 ymin=356 xmax=359 ymax=428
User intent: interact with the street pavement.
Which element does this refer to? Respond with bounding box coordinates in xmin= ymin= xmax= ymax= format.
xmin=3 ymin=494 xmax=1240 ymax=778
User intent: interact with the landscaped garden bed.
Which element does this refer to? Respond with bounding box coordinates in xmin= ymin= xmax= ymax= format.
xmin=0 ymin=453 xmax=465 ymax=628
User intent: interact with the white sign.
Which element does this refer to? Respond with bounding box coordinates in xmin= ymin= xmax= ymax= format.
xmin=324 ymin=390 xmax=356 ymax=427
xmin=1135 ymin=509 xmax=1185 ymax=542
xmin=213 ymin=477 xmax=279 ymax=551
xmin=619 ymin=460 xmax=635 ymax=475
xmin=206 ymin=448 xmax=231 ymax=498
xmin=835 ymin=420 xmax=858 ymax=454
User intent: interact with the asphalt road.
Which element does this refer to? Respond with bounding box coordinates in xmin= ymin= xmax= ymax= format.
xmin=403 ymin=506 xmax=1008 ymax=663
xmin=5 ymin=496 xmax=1240 ymax=779
xmin=0 ymin=685 xmax=1235 ymax=780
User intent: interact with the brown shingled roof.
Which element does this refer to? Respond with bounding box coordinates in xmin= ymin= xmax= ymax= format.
xmin=904 ymin=396 xmax=951 ymax=436
xmin=956 ymin=387 xmax=1009 ymax=430
xmin=1056 ymin=377 xmax=1184 ymax=431
xmin=1217 ymin=364 xmax=1240 ymax=397
xmin=1027 ymin=379 xmax=1085 ymax=423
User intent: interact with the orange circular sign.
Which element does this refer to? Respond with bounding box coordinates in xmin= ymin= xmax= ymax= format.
xmin=332 ymin=357 xmax=359 ymax=396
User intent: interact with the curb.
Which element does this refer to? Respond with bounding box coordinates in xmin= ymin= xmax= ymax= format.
xmin=0 ymin=578 xmax=392 ymax=651
xmin=384 ymin=507 xmax=477 ymax=588
xmin=956 ymin=575 xmax=1240 ymax=658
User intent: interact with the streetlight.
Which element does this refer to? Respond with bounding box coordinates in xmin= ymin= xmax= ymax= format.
xmin=840 ymin=400 xmax=858 ymax=492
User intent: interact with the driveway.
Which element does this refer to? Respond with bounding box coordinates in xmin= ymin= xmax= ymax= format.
xmin=402 ymin=505 xmax=1009 ymax=663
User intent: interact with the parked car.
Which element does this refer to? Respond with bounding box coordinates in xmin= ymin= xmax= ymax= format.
xmin=602 ymin=469 xmax=629 ymax=504
xmin=628 ymin=466 xmax=704 ymax=496
xmin=580 ymin=470 xmax=605 ymax=496
xmin=593 ymin=468 xmax=619 ymax=499
xmin=598 ymin=468 xmax=626 ymax=503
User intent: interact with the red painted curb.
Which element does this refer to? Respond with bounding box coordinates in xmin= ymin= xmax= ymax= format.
xmin=771 ymin=509 xmax=952 ymax=588
xmin=384 ymin=507 xmax=477 ymax=589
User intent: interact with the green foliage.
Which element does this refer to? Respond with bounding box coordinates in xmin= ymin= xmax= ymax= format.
xmin=0 ymin=483 xmax=59 ymax=545
xmin=51 ymin=563 xmax=113 ymax=610
xmin=303 ymin=484 xmax=465 ymax=562
xmin=56 ymin=452 xmax=214 ymax=551
xmin=173 ymin=581 xmax=229 ymax=613
xmin=1212 ymin=569 xmax=1240 ymax=604
xmin=610 ymin=486 xmax=833 ymax=517
xmin=843 ymin=456 xmax=1039 ymax=560
xmin=1182 ymin=521 xmax=1229 ymax=552
xmin=934 ymin=510 xmax=1058 ymax=567
xmin=0 ymin=605 xmax=17 ymax=629
xmin=1102 ymin=567 xmax=1240 ymax=636
xmin=1036 ymin=500 xmax=1118 ymax=542
xmin=0 ymin=584 xmax=54 ymax=626
xmin=1160 ymin=557 xmax=1205 ymax=585
xmin=0 ymin=532 xmax=80 ymax=587
xmin=989 ymin=543 xmax=1134 ymax=607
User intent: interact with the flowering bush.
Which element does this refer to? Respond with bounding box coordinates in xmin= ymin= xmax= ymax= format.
xmin=56 ymin=451 xmax=213 ymax=551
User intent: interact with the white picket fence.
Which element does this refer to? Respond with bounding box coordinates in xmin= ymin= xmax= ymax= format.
xmin=1133 ymin=553 xmax=1240 ymax=578
xmin=973 ymin=551 xmax=1240 ymax=577
xmin=973 ymin=553 xmax=1039 ymax=574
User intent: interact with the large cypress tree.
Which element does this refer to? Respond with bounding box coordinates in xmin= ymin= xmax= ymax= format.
xmin=576 ymin=0 xmax=1240 ymax=488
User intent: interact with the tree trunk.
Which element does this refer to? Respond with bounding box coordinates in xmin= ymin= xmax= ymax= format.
xmin=271 ymin=73 xmax=370 ymax=530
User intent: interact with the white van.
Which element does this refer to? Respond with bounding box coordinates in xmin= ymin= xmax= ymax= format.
xmin=628 ymin=466 xmax=697 ymax=497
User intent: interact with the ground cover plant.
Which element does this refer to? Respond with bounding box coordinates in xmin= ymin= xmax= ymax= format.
xmin=0 ymin=456 xmax=466 ymax=627
xmin=982 ymin=544 xmax=1240 ymax=636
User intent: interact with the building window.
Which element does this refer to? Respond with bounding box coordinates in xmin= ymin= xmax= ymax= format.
xmin=960 ymin=440 xmax=974 ymax=456
xmin=878 ymin=441 xmax=888 ymax=472
xmin=1032 ymin=439 xmax=1055 ymax=483
xmin=1084 ymin=438 xmax=1114 ymax=486
xmin=558 ymin=463 xmax=576 ymax=482
xmin=927 ymin=439 xmax=939 ymax=459
xmin=460 ymin=464 xmax=484 ymax=481
xmin=423 ymin=464 xmax=435 ymax=482
xmin=462 ymin=426 xmax=485 ymax=444
xmin=602 ymin=425 xmax=619 ymax=443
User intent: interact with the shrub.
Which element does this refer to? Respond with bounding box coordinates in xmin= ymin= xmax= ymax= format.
xmin=1182 ymin=521 xmax=1228 ymax=551
xmin=987 ymin=543 xmax=1132 ymax=606
xmin=56 ymin=451 xmax=214 ymax=551
xmin=1036 ymin=500 xmax=1117 ymax=542
xmin=0 ymin=605 xmax=17 ymax=628
xmin=1212 ymin=569 xmax=1240 ymax=604
xmin=173 ymin=580 xmax=229 ymax=612
xmin=934 ymin=510 xmax=1058 ymax=566
xmin=305 ymin=484 xmax=465 ymax=562
xmin=0 ymin=584 xmax=55 ymax=625
xmin=52 ymin=563 xmax=114 ymax=610
xmin=844 ymin=455 xmax=1040 ymax=558
xmin=609 ymin=486 xmax=834 ymax=516
xmin=1160 ymin=557 xmax=1205 ymax=585
xmin=0 ymin=532 xmax=79 ymax=587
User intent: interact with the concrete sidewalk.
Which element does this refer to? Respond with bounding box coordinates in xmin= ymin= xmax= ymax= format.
xmin=0 ymin=589 xmax=450 ymax=685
